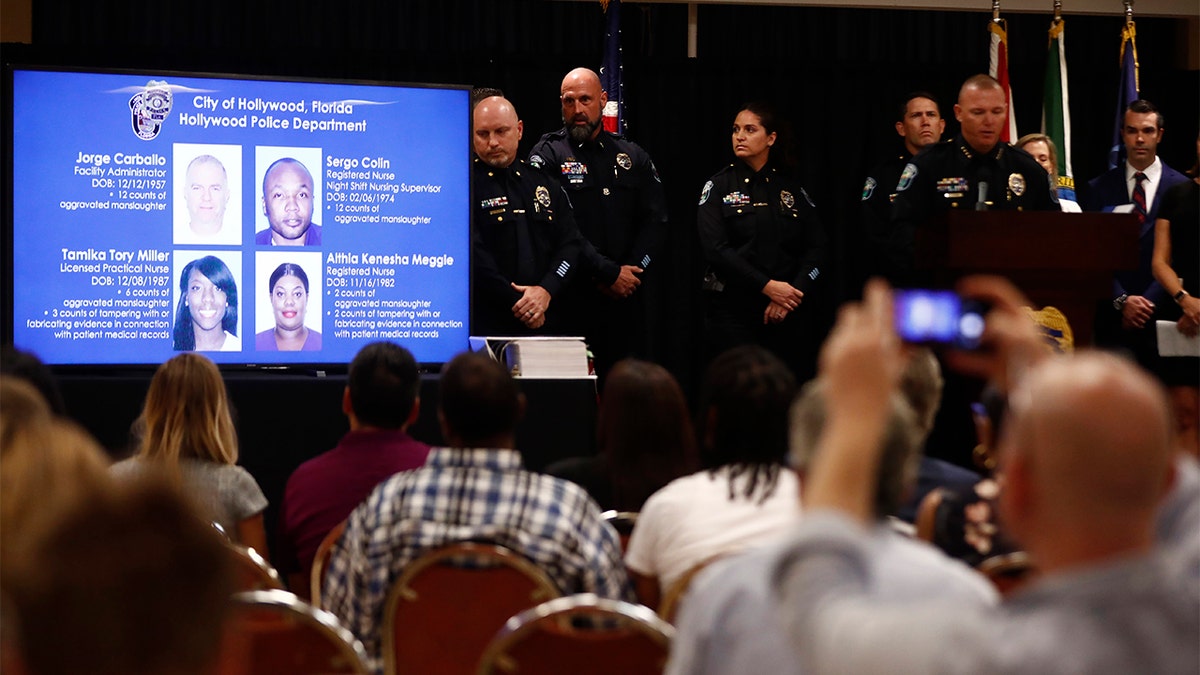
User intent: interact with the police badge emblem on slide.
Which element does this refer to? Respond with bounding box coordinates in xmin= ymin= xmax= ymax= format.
xmin=129 ymin=80 xmax=174 ymax=141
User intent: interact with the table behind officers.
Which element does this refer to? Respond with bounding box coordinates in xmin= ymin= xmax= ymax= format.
xmin=697 ymin=101 xmax=828 ymax=383
xmin=528 ymin=68 xmax=668 ymax=383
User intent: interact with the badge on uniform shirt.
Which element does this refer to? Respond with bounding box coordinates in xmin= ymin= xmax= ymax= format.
xmin=780 ymin=190 xmax=795 ymax=209
xmin=529 ymin=154 xmax=545 ymax=169
xmin=1008 ymin=173 xmax=1026 ymax=197
xmin=616 ymin=153 xmax=632 ymax=170
xmin=699 ymin=180 xmax=713 ymax=205
xmin=723 ymin=191 xmax=750 ymax=207
xmin=560 ymin=160 xmax=588 ymax=185
xmin=480 ymin=196 xmax=508 ymax=209
xmin=897 ymin=163 xmax=918 ymax=192
xmin=535 ymin=185 xmax=552 ymax=208
xmin=862 ymin=177 xmax=877 ymax=201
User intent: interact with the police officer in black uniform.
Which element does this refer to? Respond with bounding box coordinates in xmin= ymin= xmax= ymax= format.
xmin=889 ymin=75 xmax=1057 ymax=285
xmin=862 ymin=92 xmax=946 ymax=280
xmin=472 ymin=94 xmax=582 ymax=336
xmin=528 ymin=67 xmax=668 ymax=382
xmin=888 ymin=74 xmax=1056 ymax=470
xmin=697 ymin=101 xmax=828 ymax=382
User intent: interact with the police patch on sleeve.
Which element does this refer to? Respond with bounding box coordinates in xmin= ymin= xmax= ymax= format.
xmin=650 ymin=161 xmax=662 ymax=183
xmin=699 ymin=180 xmax=713 ymax=205
xmin=861 ymin=177 xmax=877 ymax=201
xmin=535 ymin=185 xmax=552 ymax=208
xmin=896 ymin=163 xmax=918 ymax=192
xmin=528 ymin=154 xmax=545 ymax=169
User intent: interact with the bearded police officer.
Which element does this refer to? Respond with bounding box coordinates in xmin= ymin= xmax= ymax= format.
xmin=472 ymin=94 xmax=582 ymax=336
xmin=888 ymin=74 xmax=1056 ymax=283
xmin=529 ymin=67 xmax=668 ymax=382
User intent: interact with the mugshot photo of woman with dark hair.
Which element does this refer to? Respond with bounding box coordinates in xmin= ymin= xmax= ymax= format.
xmin=255 ymin=259 xmax=322 ymax=351
xmin=171 ymin=254 xmax=241 ymax=352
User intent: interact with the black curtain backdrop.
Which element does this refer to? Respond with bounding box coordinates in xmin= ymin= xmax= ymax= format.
xmin=6 ymin=1 xmax=1198 ymax=400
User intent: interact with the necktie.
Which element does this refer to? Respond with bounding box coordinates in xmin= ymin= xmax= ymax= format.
xmin=1132 ymin=172 xmax=1148 ymax=226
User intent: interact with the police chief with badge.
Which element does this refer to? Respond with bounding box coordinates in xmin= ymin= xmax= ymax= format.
xmin=888 ymin=74 xmax=1057 ymax=284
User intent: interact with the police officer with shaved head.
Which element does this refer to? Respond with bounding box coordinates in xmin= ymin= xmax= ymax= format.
xmin=887 ymin=75 xmax=1056 ymax=282
xmin=472 ymin=92 xmax=583 ymax=336
xmin=529 ymin=67 xmax=668 ymax=383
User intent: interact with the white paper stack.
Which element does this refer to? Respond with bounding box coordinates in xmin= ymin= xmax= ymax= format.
xmin=468 ymin=336 xmax=591 ymax=378
xmin=503 ymin=337 xmax=589 ymax=378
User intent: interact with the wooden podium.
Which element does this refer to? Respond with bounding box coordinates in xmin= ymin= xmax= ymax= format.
xmin=915 ymin=210 xmax=1139 ymax=346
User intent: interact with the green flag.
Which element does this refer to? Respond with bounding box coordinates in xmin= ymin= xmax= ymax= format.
xmin=1042 ymin=16 xmax=1074 ymax=200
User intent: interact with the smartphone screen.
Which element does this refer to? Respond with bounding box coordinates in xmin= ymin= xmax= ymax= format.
xmin=894 ymin=289 xmax=987 ymax=350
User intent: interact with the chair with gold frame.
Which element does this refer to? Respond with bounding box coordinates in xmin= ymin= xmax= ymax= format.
xmin=218 ymin=589 xmax=368 ymax=675
xmin=476 ymin=593 xmax=675 ymax=675
xmin=381 ymin=542 xmax=560 ymax=675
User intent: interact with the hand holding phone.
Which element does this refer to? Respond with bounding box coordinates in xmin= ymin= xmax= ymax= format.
xmin=893 ymin=289 xmax=988 ymax=350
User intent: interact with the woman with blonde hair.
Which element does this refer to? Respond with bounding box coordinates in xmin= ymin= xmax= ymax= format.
xmin=1016 ymin=133 xmax=1081 ymax=213
xmin=111 ymin=352 xmax=268 ymax=554
xmin=1 ymin=377 xmax=112 ymax=564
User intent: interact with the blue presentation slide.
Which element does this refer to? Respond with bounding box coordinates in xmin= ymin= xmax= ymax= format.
xmin=11 ymin=69 xmax=471 ymax=366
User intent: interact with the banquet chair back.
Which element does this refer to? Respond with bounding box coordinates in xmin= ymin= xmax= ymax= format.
xmin=218 ymin=589 xmax=368 ymax=675
xmin=382 ymin=542 xmax=560 ymax=675
xmin=227 ymin=544 xmax=284 ymax=592
xmin=310 ymin=518 xmax=347 ymax=606
xmin=476 ymin=593 xmax=674 ymax=675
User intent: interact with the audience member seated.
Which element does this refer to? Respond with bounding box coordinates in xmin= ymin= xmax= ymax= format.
xmin=772 ymin=277 xmax=1199 ymax=674
xmin=322 ymin=351 xmax=633 ymax=674
xmin=1 ymin=377 xmax=112 ymax=569
xmin=0 ymin=346 xmax=67 ymax=417
xmin=111 ymin=353 xmax=269 ymax=556
xmin=545 ymin=358 xmax=698 ymax=512
xmin=917 ymin=386 xmax=1021 ymax=568
xmin=666 ymin=375 xmax=996 ymax=674
xmin=277 ymin=342 xmax=430 ymax=595
xmin=625 ymin=345 xmax=801 ymax=609
xmin=2 ymin=475 xmax=234 ymax=675
xmin=891 ymin=348 xmax=981 ymax=523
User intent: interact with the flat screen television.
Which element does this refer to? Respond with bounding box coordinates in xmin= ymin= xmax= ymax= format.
xmin=6 ymin=66 xmax=471 ymax=370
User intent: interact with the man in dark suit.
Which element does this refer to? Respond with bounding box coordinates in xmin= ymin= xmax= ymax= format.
xmin=1083 ymin=99 xmax=1189 ymax=364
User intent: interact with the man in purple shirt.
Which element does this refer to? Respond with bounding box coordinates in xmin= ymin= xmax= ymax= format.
xmin=277 ymin=341 xmax=430 ymax=594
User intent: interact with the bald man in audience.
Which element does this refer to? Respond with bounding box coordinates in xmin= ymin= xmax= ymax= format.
xmin=771 ymin=277 xmax=1199 ymax=674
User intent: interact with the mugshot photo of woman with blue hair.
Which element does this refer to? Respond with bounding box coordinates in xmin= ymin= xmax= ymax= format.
xmin=172 ymin=255 xmax=241 ymax=352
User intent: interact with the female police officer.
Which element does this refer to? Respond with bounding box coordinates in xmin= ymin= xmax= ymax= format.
xmin=697 ymin=101 xmax=828 ymax=380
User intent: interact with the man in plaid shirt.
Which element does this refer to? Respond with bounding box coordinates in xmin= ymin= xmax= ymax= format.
xmin=322 ymin=351 xmax=633 ymax=673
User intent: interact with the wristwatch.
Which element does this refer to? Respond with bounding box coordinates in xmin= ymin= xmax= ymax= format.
xmin=1113 ymin=293 xmax=1129 ymax=311
xmin=1175 ymin=289 xmax=1190 ymax=304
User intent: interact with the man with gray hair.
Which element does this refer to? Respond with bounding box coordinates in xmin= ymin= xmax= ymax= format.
xmin=665 ymin=372 xmax=996 ymax=675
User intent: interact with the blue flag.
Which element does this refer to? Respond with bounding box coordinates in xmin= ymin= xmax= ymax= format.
xmin=600 ymin=0 xmax=624 ymax=134
xmin=1108 ymin=21 xmax=1138 ymax=169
